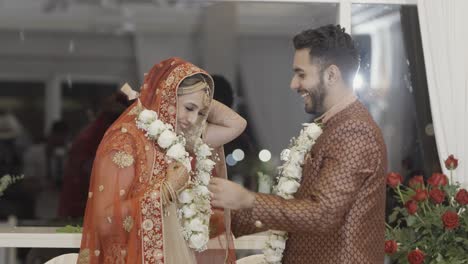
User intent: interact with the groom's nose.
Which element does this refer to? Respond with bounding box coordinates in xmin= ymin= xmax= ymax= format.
xmin=290 ymin=77 xmax=299 ymax=91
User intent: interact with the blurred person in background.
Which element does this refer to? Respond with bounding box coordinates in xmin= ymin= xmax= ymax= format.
xmin=58 ymin=91 xmax=131 ymax=219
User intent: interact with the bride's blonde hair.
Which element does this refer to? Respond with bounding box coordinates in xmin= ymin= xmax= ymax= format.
xmin=178 ymin=74 xmax=212 ymax=105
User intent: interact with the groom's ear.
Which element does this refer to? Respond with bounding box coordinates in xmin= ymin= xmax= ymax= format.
xmin=324 ymin=65 xmax=341 ymax=86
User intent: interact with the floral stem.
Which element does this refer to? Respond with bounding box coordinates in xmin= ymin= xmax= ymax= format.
xmin=415 ymin=213 xmax=425 ymax=224
xmin=396 ymin=185 xmax=405 ymax=204
xmin=425 ymin=201 xmax=432 ymax=213
xmin=385 ymin=223 xmax=393 ymax=230
xmin=450 ymin=170 xmax=453 ymax=185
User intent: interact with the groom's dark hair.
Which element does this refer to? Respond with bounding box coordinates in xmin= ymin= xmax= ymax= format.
xmin=293 ymin=24 xmax=360 ymax=87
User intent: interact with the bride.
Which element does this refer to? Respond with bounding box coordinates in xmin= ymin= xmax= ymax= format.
xmin=77 ymin=57 xmax=246 ymax=264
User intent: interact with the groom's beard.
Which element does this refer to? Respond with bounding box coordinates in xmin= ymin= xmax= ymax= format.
xmin=304 ymin=80 xmax=327 ymax=115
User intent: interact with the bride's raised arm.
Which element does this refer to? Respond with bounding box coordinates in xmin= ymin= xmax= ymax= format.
xmin=204 ymin=99 xmax=247 ymax=148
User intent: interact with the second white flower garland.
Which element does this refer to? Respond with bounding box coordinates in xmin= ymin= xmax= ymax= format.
xmin=263 ymin=123 xmax=323 ymax=263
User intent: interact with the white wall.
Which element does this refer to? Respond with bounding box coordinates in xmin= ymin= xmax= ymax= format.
xmin=0 ymin=30 xmax=137 ymax=82
xmin=133 ymin=32 xmax=197 ymax=84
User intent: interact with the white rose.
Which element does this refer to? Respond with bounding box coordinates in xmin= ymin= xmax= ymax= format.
xmin=303 ymin=123 xmax=322 ymax=139
xmin=157 ymin=130 xmax=177 ymax=149
xmin=197 ymin=144 xmax=212 ymax=158
xmin=280 ymin=149 xmax=290 ymax=162
xmin=198 ymin=171 xmax=211 ymax=185
xmin=165 ymin=123 xmax=174 ymax=131
xmin=204 ymin=202 xmax=212 ymax=212
xmin=198 ymin=159 xmax=216 ymax=172
xmin=200 ymin=222 xmax=210 ymax=234
xmin=188 ymin=218 xmax=205 ymax=232
xmin=277 ymin=178 xmax=300 ymax=194
xmin=178 ymin=189 xmax=194 ymax=204
xmin=147 ymin=120 xmax=165 ymax=137
xmin=189 ymin=233 xmax=209 ymax=250
xmin=182 ymin=204 xmax=197 ymax=218
xmin=270 ymin=239 xmax=286 ymax=250
xmin=182 ymin=159 xmax=192 ymax=173
xmin=282 ymin=164 xmax=302 ymax=180
xmin=194 ymin=185 xmax=211 ymax=196
xmin=264 ymin=248 xmax=282 ymax=263
xmin=303 ymin=140 xmax=315 ymax=150
xmin=139 ymin=109 xmax=157 ymax=123
xmin=195 ymin=199 xmax=211 ymax=212
xmin=288 ymin=150 xmax=304 ymax=166
xmin=166 ymin=143 xmax=186 ymax=160
xmin=295 ymin=136 xmax=310 ymax=151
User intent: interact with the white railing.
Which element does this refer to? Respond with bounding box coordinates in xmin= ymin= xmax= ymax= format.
xmin=0 ymin=226 xmax=267 ymax=250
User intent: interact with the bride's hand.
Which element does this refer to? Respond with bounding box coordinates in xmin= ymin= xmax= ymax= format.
xmin=166 ymin=161 xmax=190 ymax=192
xmin=203 ymin=100 xmax=247 ymax=148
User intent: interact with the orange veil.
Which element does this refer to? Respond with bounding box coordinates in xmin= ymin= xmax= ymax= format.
xmin=78 ymin=57 xmax=235 ymax=264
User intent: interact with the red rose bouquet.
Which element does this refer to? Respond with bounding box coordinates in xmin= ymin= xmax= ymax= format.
xmin=385 ymin=155 xmax=468 ymax=263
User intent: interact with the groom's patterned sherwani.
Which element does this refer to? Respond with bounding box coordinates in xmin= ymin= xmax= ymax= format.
xmin=232 ymin=98 xmax=387 ymax=264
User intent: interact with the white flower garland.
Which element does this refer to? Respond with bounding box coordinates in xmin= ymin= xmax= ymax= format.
xmin=263 ymin=123 xmax=322 ymax=264
xmin=136 ymin=109 xmax=214 ymax=251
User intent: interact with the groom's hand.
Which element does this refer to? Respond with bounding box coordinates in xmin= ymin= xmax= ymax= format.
xmin=208 ymin=178 xmax=255 ymax=210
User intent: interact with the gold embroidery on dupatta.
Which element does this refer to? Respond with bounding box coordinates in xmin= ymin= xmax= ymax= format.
xmin=112 ymin=151 xmax=135 ymax=168
xmin=123 ymin=216 xmax=134 ymax=232
xmin=128 ymin=104 xmax=143 ymax=116
xmin=105 ymin=245 xmax=127 ymax=264
xmin=141 ymin=182 xmax=164 ymax=264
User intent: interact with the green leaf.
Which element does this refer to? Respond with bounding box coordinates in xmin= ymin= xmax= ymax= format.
xmin=389 ymin=209 xmax=400 ymax=223
xmin=407 ymin=215 xmax=417 ymax=226
xmin=56 ymin=225 xmax=82 ymax=233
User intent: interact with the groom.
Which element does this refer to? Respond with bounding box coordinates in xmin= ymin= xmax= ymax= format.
xmin=208 ymin=25 xmax=387 ymax=264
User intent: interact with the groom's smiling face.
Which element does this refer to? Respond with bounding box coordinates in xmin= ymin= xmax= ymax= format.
xmin=290 ymin=49 xmax=327 ymax=115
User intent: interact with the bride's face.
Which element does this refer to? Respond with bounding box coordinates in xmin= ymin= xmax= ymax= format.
xmin=176 ymin=90 xmax=209 ymax=135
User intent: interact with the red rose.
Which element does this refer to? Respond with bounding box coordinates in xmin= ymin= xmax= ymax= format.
xmin=405 ymin=200 xmax=418 ymax=215
xmin=384 ymin=240 xmax=398 ymax=255
xmin=429 ymin=188 xmax=445 ymax=204
xmin=407 ymin=249 xmax=425 ymax=264
xmin=408 ymin=175 xmax=425 ymax=189
xmin=427 ymin=173 xmax=448 ymax=187
xmin=455 ymin=189 xmax=468 ymax=205
xmin=445 ymin=155 xmax=458 ymax=170
xmin=387 ymin=172 xmax=403 ymax=188
xmin=412 ymin=189 xmax=428 ymax=202
xmin=442 ymin=211 xmax=459 ymax=229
